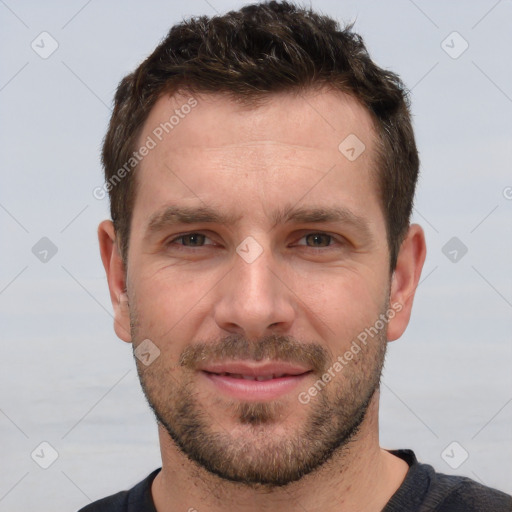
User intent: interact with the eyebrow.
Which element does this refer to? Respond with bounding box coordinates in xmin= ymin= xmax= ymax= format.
xmin=146 ymin=206 xmax=243 ymax=238
xmin=270 ymin=205 xmax=374 ymax=244
xmin=145 ymin=204 xmax=373 ymax=243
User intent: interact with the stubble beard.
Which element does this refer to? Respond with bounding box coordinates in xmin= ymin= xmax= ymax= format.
xmin=132 ymin=306 xmax=388 ymax=489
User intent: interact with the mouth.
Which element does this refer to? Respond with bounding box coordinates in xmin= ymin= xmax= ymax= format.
xmin=203 ymin=371 xmax=305 ymax=381
xmin=198 ymin=361 xmax=313 ymax=401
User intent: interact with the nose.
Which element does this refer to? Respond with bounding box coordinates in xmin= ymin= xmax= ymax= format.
xmin=213 ymin=244 xmax=296 ymax=340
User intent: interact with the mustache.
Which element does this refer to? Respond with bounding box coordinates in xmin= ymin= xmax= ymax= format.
xmin=178 ymin=333 xmax=330 ymax=374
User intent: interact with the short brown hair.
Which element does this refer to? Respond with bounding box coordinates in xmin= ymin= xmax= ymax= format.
xmin=102 ymin=0 xmax=419 ymax=271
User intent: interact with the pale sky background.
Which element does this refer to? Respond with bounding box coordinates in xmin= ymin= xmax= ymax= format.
xmin=0 ymin=1 xmax=511 ymax=511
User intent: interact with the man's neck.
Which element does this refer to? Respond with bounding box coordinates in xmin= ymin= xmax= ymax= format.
xmin=151 ymin=397 xmax=409 ymax=512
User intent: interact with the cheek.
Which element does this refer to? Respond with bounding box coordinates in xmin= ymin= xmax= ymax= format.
xmin=130 ymin=268 xmax=215 ymax=341
xmin=294 ymin=268 xmax=386 ymax=345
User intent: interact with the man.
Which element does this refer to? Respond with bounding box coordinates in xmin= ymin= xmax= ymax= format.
xmin=82 ymin=1 xmax=512 ymax=510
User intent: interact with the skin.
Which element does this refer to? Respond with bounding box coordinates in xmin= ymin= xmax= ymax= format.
xmin=99 ymin=87 xmax=426 ymax=511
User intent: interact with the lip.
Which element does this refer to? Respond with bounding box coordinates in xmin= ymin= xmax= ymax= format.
xmin=199 ymin=361 xmax=311 ymax=376
xmin=198 ymin=361 xmax=313 ymax=401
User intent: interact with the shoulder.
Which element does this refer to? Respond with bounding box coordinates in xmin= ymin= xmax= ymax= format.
xmin=76 ymin=468 xmax=161 ymax=512
xmin=431 ymin=472 xmax=512 ymax=512
xmin=385 ymin=449 xmax=512 ymax=512
xmin=77 ymin=492 xmax=128 ymax=512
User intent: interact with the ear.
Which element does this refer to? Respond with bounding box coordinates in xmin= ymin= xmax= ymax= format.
xmin=98 ymin=220 xmax=132 ymax=343
xmin=387 ymin=223 xmax=426 ymax=342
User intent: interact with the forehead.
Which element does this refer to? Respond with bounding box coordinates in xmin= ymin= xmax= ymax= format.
xmin=141 ymin=87 xmax=377 ymax=156
xmin=131 ymin=87 xmax=382 ymax=233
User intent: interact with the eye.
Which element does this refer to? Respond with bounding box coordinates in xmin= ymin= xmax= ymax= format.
xmin=296 ymin=232 xmax=336 ymax=248
xmin=166 ymin=232 xmax=215 ymax=248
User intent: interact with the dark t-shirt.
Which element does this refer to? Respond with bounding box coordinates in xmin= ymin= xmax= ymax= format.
xmin=77 ymin=449 xmax=512 ymax=511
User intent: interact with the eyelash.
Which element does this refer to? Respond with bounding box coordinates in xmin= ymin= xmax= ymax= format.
xmin=165 ymin=232 xmax=342 ymax=250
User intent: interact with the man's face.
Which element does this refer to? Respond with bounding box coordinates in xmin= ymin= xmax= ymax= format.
xmin=116 ymin=89 xmax=397 ymax=486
